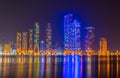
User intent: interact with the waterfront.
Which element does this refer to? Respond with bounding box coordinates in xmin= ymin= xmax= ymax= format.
xmin=0 ymin=55 xmax=119 ymax=78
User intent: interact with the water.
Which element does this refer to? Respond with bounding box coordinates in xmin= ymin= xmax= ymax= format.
xmin=0 ymin=55 xmax=119 ymax=78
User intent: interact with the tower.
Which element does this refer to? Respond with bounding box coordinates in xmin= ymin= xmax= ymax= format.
xmin=4 ymin=44 xmax=10 ymax=54
xmin=64 ymin=14 xmax=81 ymax=55
xmin=22 ymin=32 xmax=28 ymax=54
xmin=9 ymin=41 xmax=14 ymax=54
xmin=73 ymin=20 xmax=81 ymax=51
xmin=34 ymin=22 xmax=40 ymax=54
xmin=28 ymin=29 xmax=33 ymax=54
xmin=100 ymin=38 xmax=107 ymax=54
xmin=46 ymin=23 xmax=52 ymax=55
xmin=64 ymin=14 xmax=73 ymax=51
xmin=85 ymin=26 xmax=95 ymax=54
xmin=16 ymin=32 xmax=22 ymax=54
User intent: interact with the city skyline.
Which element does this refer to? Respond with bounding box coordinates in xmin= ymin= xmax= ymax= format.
xmin=0 ymin=14 xmax=118 ymax=55
xmin=0 ymin=13 xmax=119 ymax=52
xmin=0 ymin=1 xmax=120 ymax=51
xmin=0 ymin=1 xmax=120 ymax=78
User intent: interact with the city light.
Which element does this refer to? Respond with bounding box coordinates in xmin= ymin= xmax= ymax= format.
xmin=0 ymin=14 xmax=119 ymax=56
xmin=0 ymin=1 xmax=119 ymax=78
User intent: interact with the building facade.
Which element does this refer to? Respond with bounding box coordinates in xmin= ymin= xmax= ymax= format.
xmin=4 ymin=44 xmax=11 ymax=53
xmin=99 ymin=38 xmax=107 ymax=54
xmin=28 ymin=29 xmax=33 ymax=54
xmin=46 ymin=23 xmax=52 ymax=55
xmin=22 ymin=32 xmax=28 ymax=54
xmin=16 ymin=32 xmax=22 ymax=54
xmin=34 ymin=22 xmax=40 ymax=54
xmin=64 ymin=14 xmax=81 ymax=55
xmin=85 ymin=26 xmax=95 ymax=54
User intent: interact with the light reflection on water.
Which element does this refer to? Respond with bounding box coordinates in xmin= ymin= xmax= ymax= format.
xmin=63 ymin=55 xmax=82 ymax=78
xmin=0 ymin=55 xmax=119 ymax=78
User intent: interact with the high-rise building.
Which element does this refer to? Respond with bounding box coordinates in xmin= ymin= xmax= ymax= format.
xmin=64 ymin=14 xmax=81 ymax=55
xmin=85 ymin=26 xmax=95 ymax=54
xmin=22 ymin=32 xmax=28 ymax=54
xmin=64 ymin=14 xmax=73 ymax=51
xmin=46 ymin=23 xmax=52 ymax=55
xmin=99 ymin=38 xmax=107 ymax=53
xmin=16 ymin=32 xmax=22 ymax=54
xmin=4 ymin=44 xmax=10 ymax=53
xmin=28 ymin=29 xmax=33 ymax=54
xmin=9 ymin=41 xmax=14 ymax=54
xmin=34 ymin=22 xmax=40 ymax=54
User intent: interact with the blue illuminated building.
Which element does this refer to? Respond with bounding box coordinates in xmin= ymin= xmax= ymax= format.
xmin=64 ymin=14 xmax=81 ymax=53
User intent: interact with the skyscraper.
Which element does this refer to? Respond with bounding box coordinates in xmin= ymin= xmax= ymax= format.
xmin=16 ymin=32 xmax=22 ymax=54
xmin=64 ymin=14 xmax=81 ymax=55
xmin=34 ymin=22 xmax=40 ymax=54
xmin=22 ymin=32 xmax=28 ymax=54
xmin=46 ymin=23 xmax=52 ymax=55
xmin=4 ymin=44 xmax=10 ymax=54
xmin=28 ymin=29 xmax=33 ymax=54
xmin=64 ymin=14 xmax=73 ymax=51
xmin=9 ymin=41 xmax=15 ymax=54
xmin=99 ymin=38 xmax=107 ymax=54
xmin=85 ymin=26 xmax=95 ymax=54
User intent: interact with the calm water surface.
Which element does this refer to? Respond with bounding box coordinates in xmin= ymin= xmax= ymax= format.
xmin=0 ymin=55 xmax=120 ymax=78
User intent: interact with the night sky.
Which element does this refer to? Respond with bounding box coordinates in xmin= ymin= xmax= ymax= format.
xmin=0 ymin=0 xmax=120 ymax=51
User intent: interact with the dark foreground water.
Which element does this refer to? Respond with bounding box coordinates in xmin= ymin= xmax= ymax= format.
xmin=0 ymin=55 xmax=120 ymax=78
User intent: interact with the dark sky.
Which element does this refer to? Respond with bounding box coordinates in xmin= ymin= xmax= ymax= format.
xmin=0 ymin=0 xmax=120 ymax=51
